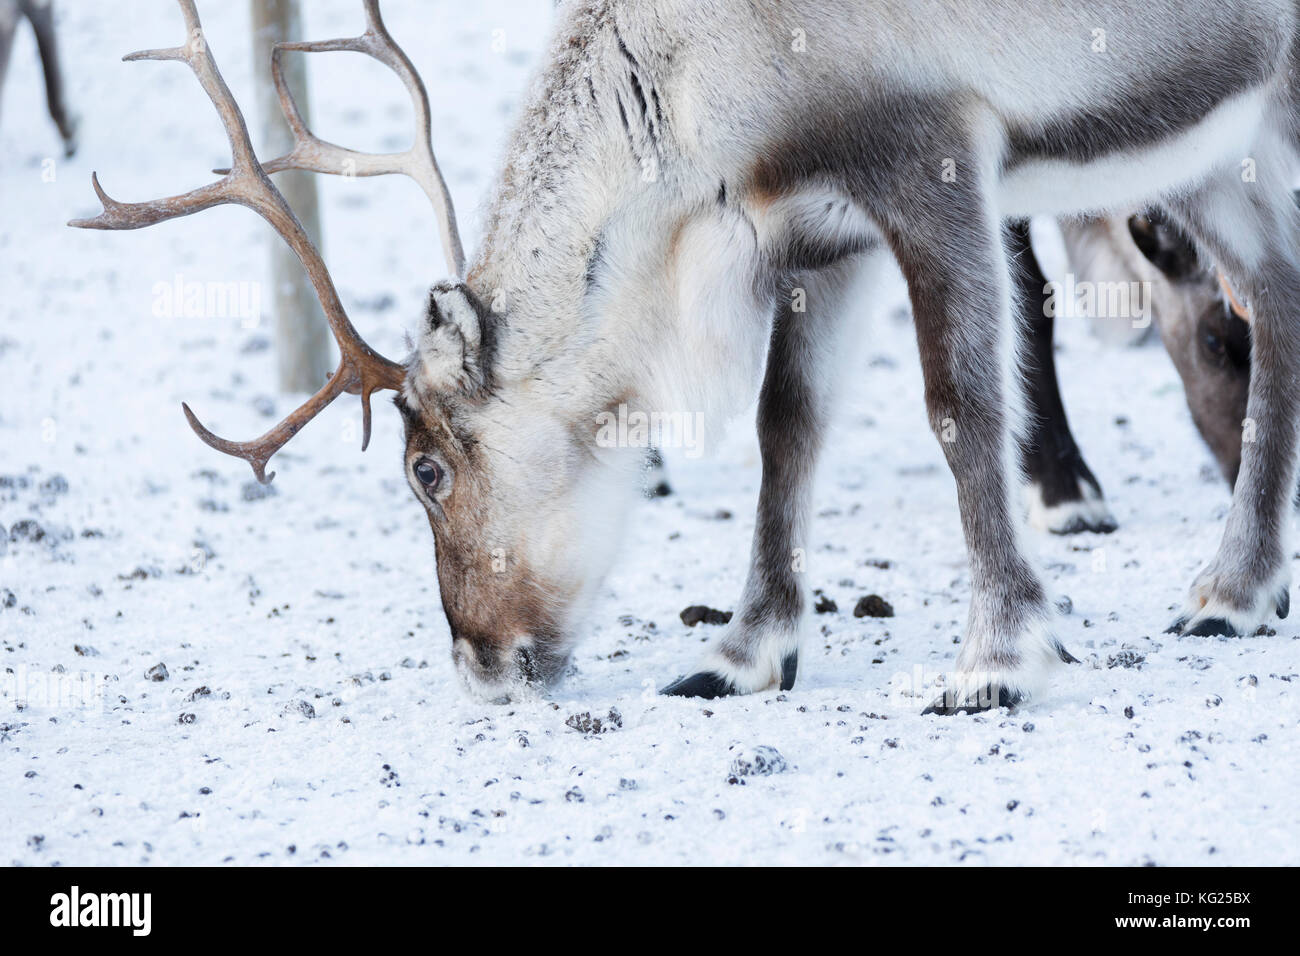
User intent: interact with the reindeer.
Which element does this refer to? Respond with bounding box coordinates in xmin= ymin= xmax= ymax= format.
xmin=0 ymin=0 xmax=77 ymax=156
xmin=74 ymin=0 xmax=1300 ymax=713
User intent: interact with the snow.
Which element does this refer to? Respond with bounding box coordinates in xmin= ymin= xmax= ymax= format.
xmin=2 ymin=1 xmax=1298 ymax=867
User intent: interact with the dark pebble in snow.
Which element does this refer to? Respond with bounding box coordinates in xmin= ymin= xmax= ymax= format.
xmin=813 ymin=593 xmax=838 ymax=614
xmin=74 ymin=644 xmax=98 ymax=657
xmin=286 ymin=699 xmax=316 ymax=719
xmin=619 ymin=778 xmax=638 ymax=791
xmin=680 ymin=605 xmax=733 ymax=627
xmin=565 ymin=787 xmax=584 ymax=803
xmin=2 ymin=590 xmax=17 ymax=609
xmin=145 ymin=663 xmax=169 ymax=682
xmin=565 ymin=708 xmax=623 ymax=734
xmin=1107 ymin=650 xmax=1145 ymax=670
xmin=853 ymin=595 xmax=894 ymax=618
xmin=241 ymin=481 xmax=278 ymax=502
xmin=728 ymin=745 xmax=788 ymax=783
xmin=178 ymin=713 xmax=196 ymax=725
xmin=9 ymin=520 xmax=45 ymax=543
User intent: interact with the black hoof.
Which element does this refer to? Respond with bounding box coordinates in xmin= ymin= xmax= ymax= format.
xmin=1182 ymin=617 xmax=1239 ymax=637
xmin=780 ymin=652 xmax=798 ymax=691
xmin=922 ymin=684 xmax=1022 ymax=716
xmin=1050 ymin=514 xmax=1118 ymax=536
xmin=1054 ymin=640 xmax=1080 ymax=664
xmin=661 ymin=671 xmax=734 ymax=699
xmin=1164 ymin=617 xmax=1187 ymax=635
xmin=1277 ymin=589 xmax=1290 ymax=620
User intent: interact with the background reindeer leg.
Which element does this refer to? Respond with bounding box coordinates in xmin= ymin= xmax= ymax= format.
xmin=17 ymin=0 xmax=76 ymax=156
xmin=885 ymin=191 xmax=1074 ymax=713
xmin=0 ymin=1 xmax=18 ymax=129
xmin=662 ymin=255 xmax=864 ymax=698
xmin=1163 ymin=151 xmax=1300 ymax=637
xmin=1009 ymin=219 xmax=1117 ymax=535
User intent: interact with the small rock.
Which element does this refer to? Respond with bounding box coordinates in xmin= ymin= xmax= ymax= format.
xmin=1107 ymin=649 xmax=1145 ymax=670
xmin=728 ymin=745 xmax=788 ymax=782
xmin=39 ymin=474 xmax=69 ymax=497
xmin=813 ymin=593 xmax=838 ymax=614
xmin=565 ymin=787 xmax=584 ymax=803
xmin=178 ymin=712 xmax=196 ymax=725
xmin=145 ymin=663 xmax=170 ymax=682
xmin=241 ymin=481 xmax=278 ymax=502
xmin=680 ymin=605 xmax=733 ymax=627
xmin=285 ymin=699 xmax=316 ymax=719
xmin=73 ymin=644 xmax=98 ymax=657
xmin=565 ymin=708 xmax=623 ymax=734
xmin=853 ymin=594 xmax=894 ymax=618
xmin=9 ymin=520 xmax=45 ymax=543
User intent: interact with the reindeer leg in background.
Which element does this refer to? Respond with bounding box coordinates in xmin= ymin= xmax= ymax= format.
xmin=17 ymin=0 xmax=77 ymax=156
xmin=0 ymin=1 xmax=18 ymax=130
xmin=1163 ymin=148 xmax=1300 ymax=638
xmin=1009 ymin=219 xmax=1117 ymax=534
xmin=662 ymin=256 xmax=862 ymax=697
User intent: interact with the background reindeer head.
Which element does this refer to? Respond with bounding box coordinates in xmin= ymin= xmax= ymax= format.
xmin=1059 ymin=212 xmax=1252 ymax=486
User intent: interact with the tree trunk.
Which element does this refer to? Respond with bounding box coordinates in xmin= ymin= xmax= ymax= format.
xmin=250 ymin=0 xmax=331 ymax=393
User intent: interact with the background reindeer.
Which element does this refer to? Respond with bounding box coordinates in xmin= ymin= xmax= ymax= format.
xmin=0 ymin=0 xmax=77 ymax=156
xmin=1016 ymin=211 xmax=1255 ymax=534
xmin=75 ymin=0 xmax=1300 ymax=714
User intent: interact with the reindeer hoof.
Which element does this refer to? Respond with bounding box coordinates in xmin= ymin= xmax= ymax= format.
xmin=1165 ymin=616 xmax=1187 ymax=635
xmin=780 ymin=652 xmax=798 ymax=690
xmin=1181 ymin=616 xmax=1238 ymax=637
xmin=661 ymin=671 xmax=734 ymax=699
xmin=922 ymin=684 xmax=1022 ymax=716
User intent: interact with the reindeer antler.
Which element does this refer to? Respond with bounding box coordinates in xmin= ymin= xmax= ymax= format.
xmin=221 ymin=0 xmax=464 ymax=277
xmin=69 ymin=0 xmax=456 ymax=484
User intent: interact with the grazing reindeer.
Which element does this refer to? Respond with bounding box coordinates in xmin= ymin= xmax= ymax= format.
xmin=1016 ymin=208 xmax=1265 ymax=537
xmin=0 ymin=0 xmax=78 ymax=156
xmin=1058 ymin=212 xmax=1255 ymax=489
xmin=76 ymin=0 xmax=1300 ymax=712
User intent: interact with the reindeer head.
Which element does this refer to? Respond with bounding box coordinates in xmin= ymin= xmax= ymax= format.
xmin=1060 ymin=212 xmax=1251 ymax=487
xmin=1126 ymin=212 xmax=1252 ymax=487
xmin=394 ymin=282 xmax=630 ymax=697
xmin=72 ymin=0 xmax=626 ymax=701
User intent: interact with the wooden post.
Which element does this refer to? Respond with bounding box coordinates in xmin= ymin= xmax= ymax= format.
xmin=250 ymin=0 xmax=332 ymax=393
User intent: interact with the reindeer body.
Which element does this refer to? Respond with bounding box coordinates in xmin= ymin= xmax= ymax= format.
xmin=408 ymin=0 xmax=1299 ymax=705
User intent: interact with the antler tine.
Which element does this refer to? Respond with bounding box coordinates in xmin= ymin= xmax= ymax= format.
xmin=255 ymin=0 xmax=466 ymax=278
xmin=69 ymin=0 xmax=406 ymax=484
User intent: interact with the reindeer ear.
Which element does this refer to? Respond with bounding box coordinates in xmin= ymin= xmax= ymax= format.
xmin=416 ymin=281 xmax=491 ymax=394
xmin=1128 ymin=211 xmax=1201 ymax=281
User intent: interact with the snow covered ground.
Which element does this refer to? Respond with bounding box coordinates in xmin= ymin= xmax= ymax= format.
xmin=3 ymin=1 xmax=1298 ymax=867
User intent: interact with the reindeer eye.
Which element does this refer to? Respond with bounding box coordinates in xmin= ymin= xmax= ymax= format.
xmin=414 ymin=458 xmax=442 ymax=489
